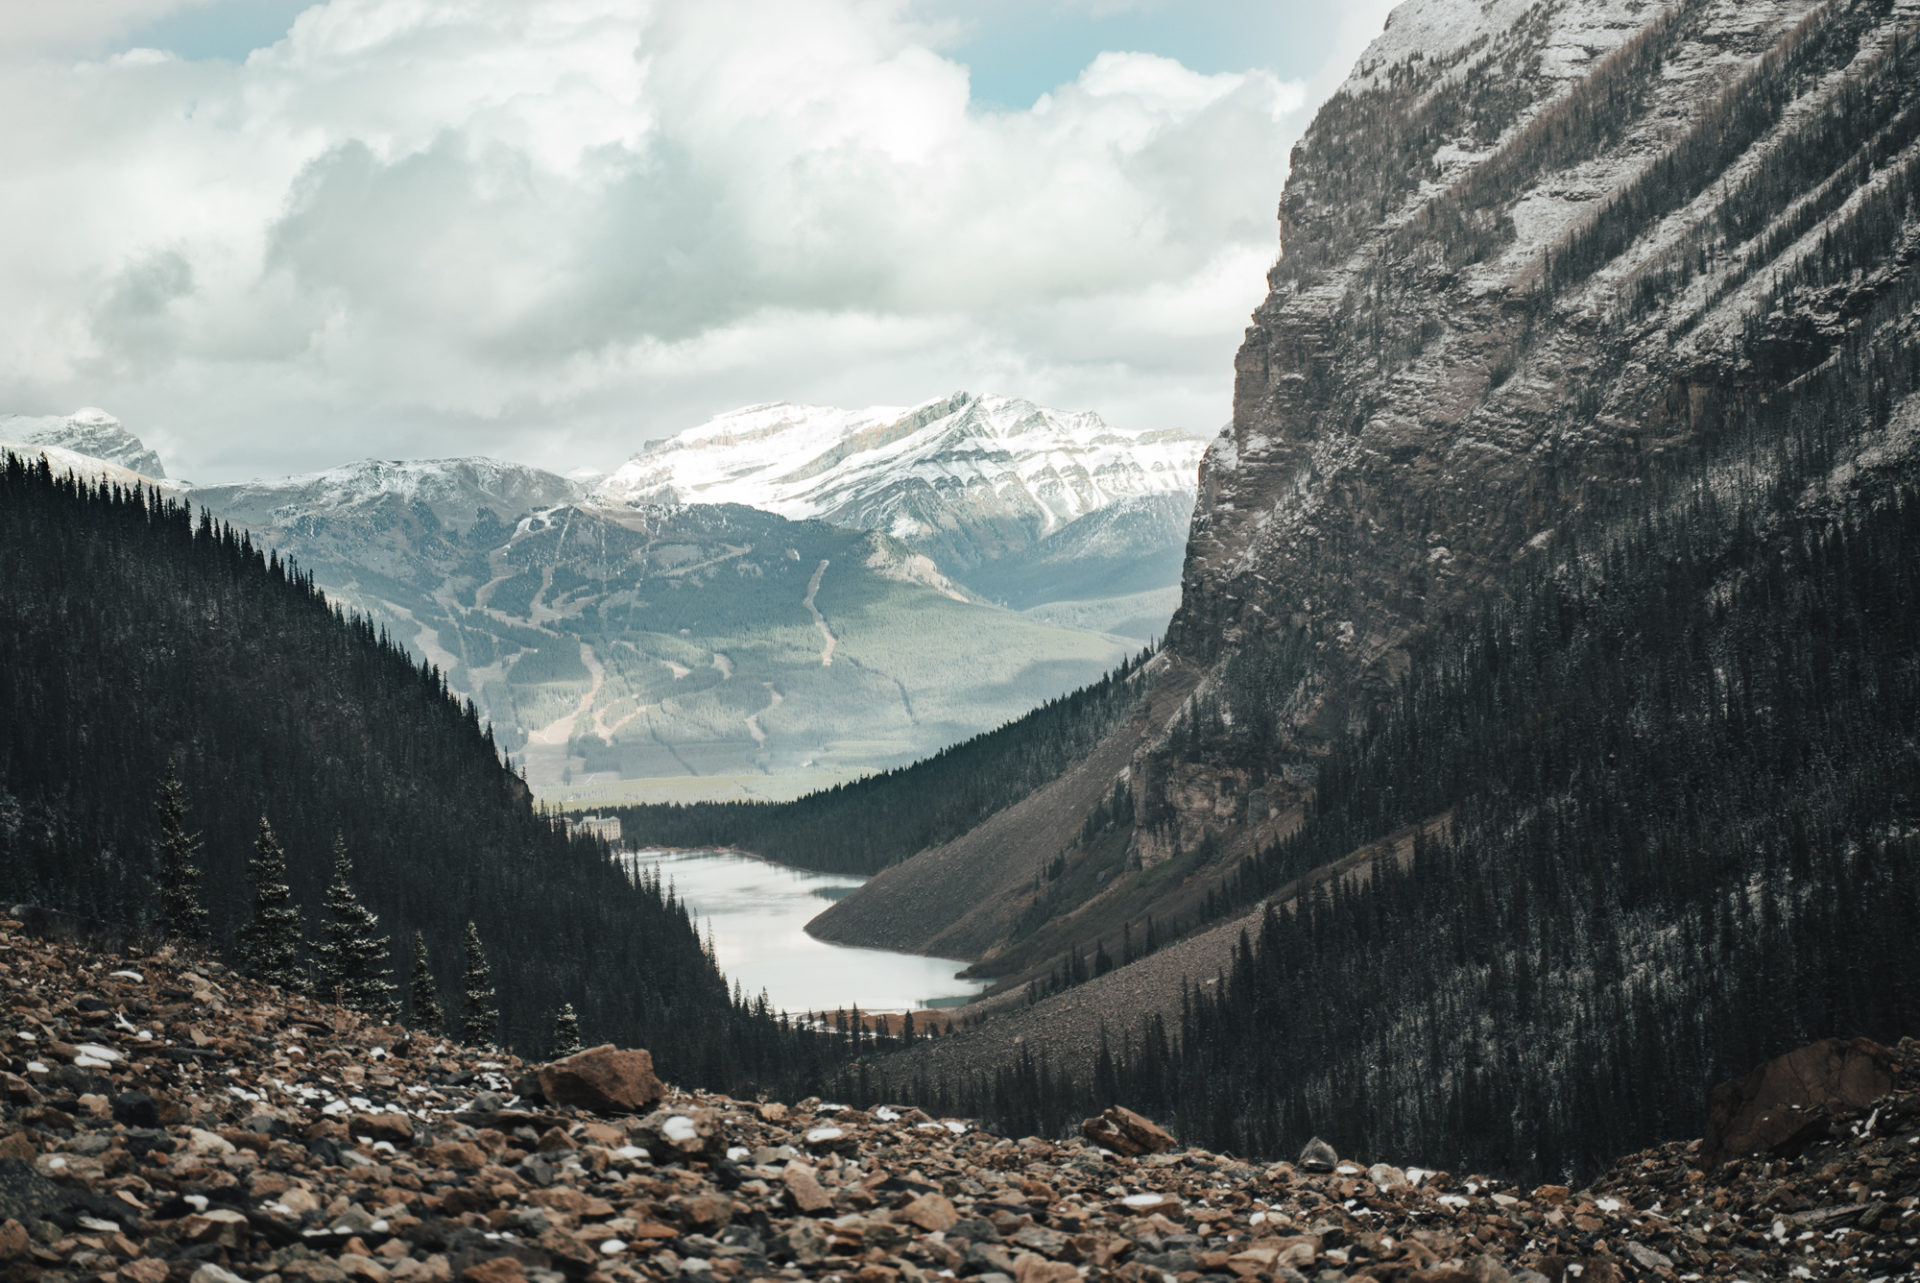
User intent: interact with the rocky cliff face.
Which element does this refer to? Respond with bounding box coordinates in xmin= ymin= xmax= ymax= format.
xmin=1156 ymin=0 xmax=1920 ymax=841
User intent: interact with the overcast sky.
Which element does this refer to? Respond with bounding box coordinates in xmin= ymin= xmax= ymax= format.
xmin=0 ymin=0 xmax=1398 ymax=483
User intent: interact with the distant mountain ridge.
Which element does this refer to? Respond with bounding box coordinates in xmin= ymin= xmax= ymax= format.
xmin=594 ymin=392 xmax=1207 ymax=575
xmin=12 ymin=397 xmax=1190 ymax=802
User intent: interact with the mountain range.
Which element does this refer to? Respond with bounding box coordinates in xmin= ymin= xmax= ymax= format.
xmin=3 ymin=394 xmax=1203 ymax=803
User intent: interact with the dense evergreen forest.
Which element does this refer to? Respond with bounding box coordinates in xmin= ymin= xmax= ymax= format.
xmin=613 ymin=648 xmax=1154 ymax=875
xmin=853 ymin=314 xmax=1920 ymax=1180
xmin=0 ymin=457 xmax=845 ymax=1097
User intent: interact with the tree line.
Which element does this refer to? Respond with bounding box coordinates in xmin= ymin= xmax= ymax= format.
xmin=613 ymin=646 xmax=1157 ymax=875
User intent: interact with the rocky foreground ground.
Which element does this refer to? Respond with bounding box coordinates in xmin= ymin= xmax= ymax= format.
xmin=2 ymin=911 xmax=1917 ymax=1283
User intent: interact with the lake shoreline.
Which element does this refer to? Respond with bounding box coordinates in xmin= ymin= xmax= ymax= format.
xmin=618 ymin=848 xmax=990 ymax=1017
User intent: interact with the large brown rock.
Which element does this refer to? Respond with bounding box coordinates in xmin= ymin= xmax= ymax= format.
xmin=530 ymin=1044 xmax=664 ymax=1115
xmin=1080 ymin=1105 xmax=1176 ymax=1156
xmin=1705 ymin=1037 xmax=1895 ymax=1163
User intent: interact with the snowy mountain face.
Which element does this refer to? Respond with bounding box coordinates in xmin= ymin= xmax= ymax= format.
xmin=194 ymin=457 xmax=582 ymax=532
xmin=0 ymin=408 xmax=168 ymax=479
xmin=594 ymin=392 xmax=1208 ymax=574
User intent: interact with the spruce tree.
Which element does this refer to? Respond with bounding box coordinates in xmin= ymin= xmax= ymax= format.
xmin=551 ymin=1003 xmax=583 ymax=1057
xmin=460 ymin=921 xmax=499 ymax=1046
xmin=153 ymin=758 xmax=208 ymax=942
xmin=408 ymin=931 xmax=442 ymax=1035
xmin=236 ymin=817 xmax=304 ymax=989
xmin=313 ymin=836 xmax=397 ymax=1019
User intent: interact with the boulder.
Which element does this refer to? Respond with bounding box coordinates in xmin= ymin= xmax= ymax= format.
xmin=1297 ymin=1137 xmax=1338 ymax=1172
xmin=1705 ymin=1037 xmax=1895 ymax=1164
xmin=1080 ymin=1106 xmax=1176 ymax=1156
xmin=529 ymin=1044 xmax=664 ymax=1115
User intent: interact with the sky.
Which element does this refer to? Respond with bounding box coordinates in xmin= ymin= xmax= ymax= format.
xmin=0 ymin=0 xmax=1400 ymax=483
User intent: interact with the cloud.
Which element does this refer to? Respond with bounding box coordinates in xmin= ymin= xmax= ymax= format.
xmin=0 ymin=1 xmax=217 ymax=59
xmin=0 ymin=0 xmax=1384 ymax=481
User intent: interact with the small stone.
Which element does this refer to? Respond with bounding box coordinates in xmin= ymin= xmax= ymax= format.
xmin=677 ymin=1194 xmax=731 ymax=1231
xmin=1011 ymin=1254 xmax=1078 ymax=1283
xmin=1297 ymin=1137 xmax=1337 ymax=1172
xmin=459 ymin=1259 xmax=525 ymax=1283
xmin=121 ymin=1260 xmax=170 ymax=1283
xmin=191 ymin=1265 xmax=249 ymax=1283
xmin=782 ymin=1160 xmax=834 ymax=1215
xmin=112 ymin=1092 xmax=159 ymax=1128
xmin=897 ymin=1193 xmax=959 ymax=1232
xmin=180 ymin=1207 xmax=249 ymax=1248
xmin=185 ymin=1128 xmax=235 ymax=1157
xmin=350 ymin=1112 xmax=415 ymax=1144
xmin=1623 ymin=1241 xmax=1673 ymax=1271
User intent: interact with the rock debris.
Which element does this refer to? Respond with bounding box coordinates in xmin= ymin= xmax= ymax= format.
xmin=3 ymin=914 xmax=1917 ymax=1283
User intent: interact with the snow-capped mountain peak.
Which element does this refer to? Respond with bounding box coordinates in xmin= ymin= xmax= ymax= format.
xmin=594 ymin=392 xmax=1207 ymax=570
xmin=0 ymin=407 xmax=168 ymax=479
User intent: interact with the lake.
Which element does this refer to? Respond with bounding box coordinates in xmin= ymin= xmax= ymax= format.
xmin=622 ymin=848 xmax=989 ymax=1015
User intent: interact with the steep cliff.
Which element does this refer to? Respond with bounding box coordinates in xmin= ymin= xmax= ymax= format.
xmin=1151 ymin=0 xmax=1920 ymax=853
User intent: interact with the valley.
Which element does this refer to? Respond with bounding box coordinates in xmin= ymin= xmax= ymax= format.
xmin=5 ymin=1 xmax=1920 ymax=1272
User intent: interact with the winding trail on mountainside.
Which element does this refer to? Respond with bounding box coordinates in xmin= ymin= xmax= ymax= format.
xmin=744 ymin=682 xmax=783 ymax=745
xmin=517 ymin=642 xmax=606 ymax=787
xmin=803 ymin=560 xmax=837 ymax=666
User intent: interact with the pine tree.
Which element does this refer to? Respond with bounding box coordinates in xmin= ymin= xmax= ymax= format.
xmin=236 ymin=817 xmax=304 ymax=989
xmin=153 ymin=758 xmax=208 ymax=942
xmin=408 ymin=931 xmax=442 ymax=1034
xmin=460 ymin=921 xmax=499 ymax=1046
xmin=313 ymin=836 xmax=397 ymax=1019
xmin=551 ymin=1003 xmax=583 ymax=1057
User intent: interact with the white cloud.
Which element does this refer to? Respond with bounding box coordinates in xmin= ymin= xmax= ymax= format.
xmin=0 ymin=0 xmax=1384 ymax=481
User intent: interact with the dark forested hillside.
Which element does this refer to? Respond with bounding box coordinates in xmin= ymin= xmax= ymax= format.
xmin=863 ymin=318 xmax=1920 ymax=1180
xmin=613 ymin=647 xmax=1154 ymax=875
xmin=0 ymin=456 xmax=842 ymax=1095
